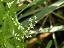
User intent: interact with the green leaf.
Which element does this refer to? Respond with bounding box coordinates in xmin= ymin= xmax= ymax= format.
xmin=17 ymin=0 xmax=48 ymax=15
xmin=21 ymin=0 xmax=64 ymax=28
xmin=5 ymin=41 xmax=15 ymax=48
xmin=3 ymin=0 xmax=15 ymax=2
xmin=46 ymin=40 xmax=52 ymax=48
xmin=28 ymin=25 xmax=64 ymax=35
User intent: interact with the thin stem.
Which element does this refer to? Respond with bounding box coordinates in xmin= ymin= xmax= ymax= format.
xmin=52 ymin=33 xmax=58 ymax=48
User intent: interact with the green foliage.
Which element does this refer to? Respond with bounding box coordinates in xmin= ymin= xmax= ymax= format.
xmin=0 ymin=0 xmax=64 ymax=48
xmin=21 ymin=0 xmax=64 ymax=29
xmin=0 ymin=0 xmax=26 ymax=48
xmin=46 ymin=40 xmax=52 ymax=48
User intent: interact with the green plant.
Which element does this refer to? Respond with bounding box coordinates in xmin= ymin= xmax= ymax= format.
xmin=0 ymin=0 xmax=27 ymax=48
xmin=0 ymin=0 xmax=64 ymax=48
xmin=18 ymin=0 xmax=64 ymax=48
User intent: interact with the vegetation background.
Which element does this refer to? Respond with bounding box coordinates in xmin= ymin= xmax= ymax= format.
xmin=0 ymin=0 xmax=64 ymax=48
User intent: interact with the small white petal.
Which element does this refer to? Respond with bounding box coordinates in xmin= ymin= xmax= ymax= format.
xmin=35 ymin=21 xmax=38 ymax=23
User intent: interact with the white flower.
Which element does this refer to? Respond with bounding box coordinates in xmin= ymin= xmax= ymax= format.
xmin=20 ymin=26 xmax=24 ymax=30
xmin=17 ymin=34 xmax=20 ymax=36
xmin=18 ymin=25 xmax=21 ymax=30
xmin=27 ymin=27 xmax=30 ymax=30
xmin=12 ymin=18 xmax=14 ymax=20
xmin=29 ymin=18 xmax=33 ymax=22
xmin=15 ymin=33 xmax=17 ymax=36
xmin=18 ymin=38 xmax=21 ymax=41
xmin=35 ymin=21 xmax=38 ymax=23
xmin=39 ymin=27 xmax=42 ymax=31
xmin=29 ymin=35 xmax=32 ymax=38
xmin=25 ymin=36 xmax=29 ymax=38
xmin=29 ymin=30 xmax=35 ymax=34
xmin=21 ymin=36 xmax=24 ymax=39
xmin=34 ymin=16 xmax=37 ymax=19
xmin=7 ymin=1 xmax=14 ymax=8
xmin=29 ymin=23 xmax=34 ymax=28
